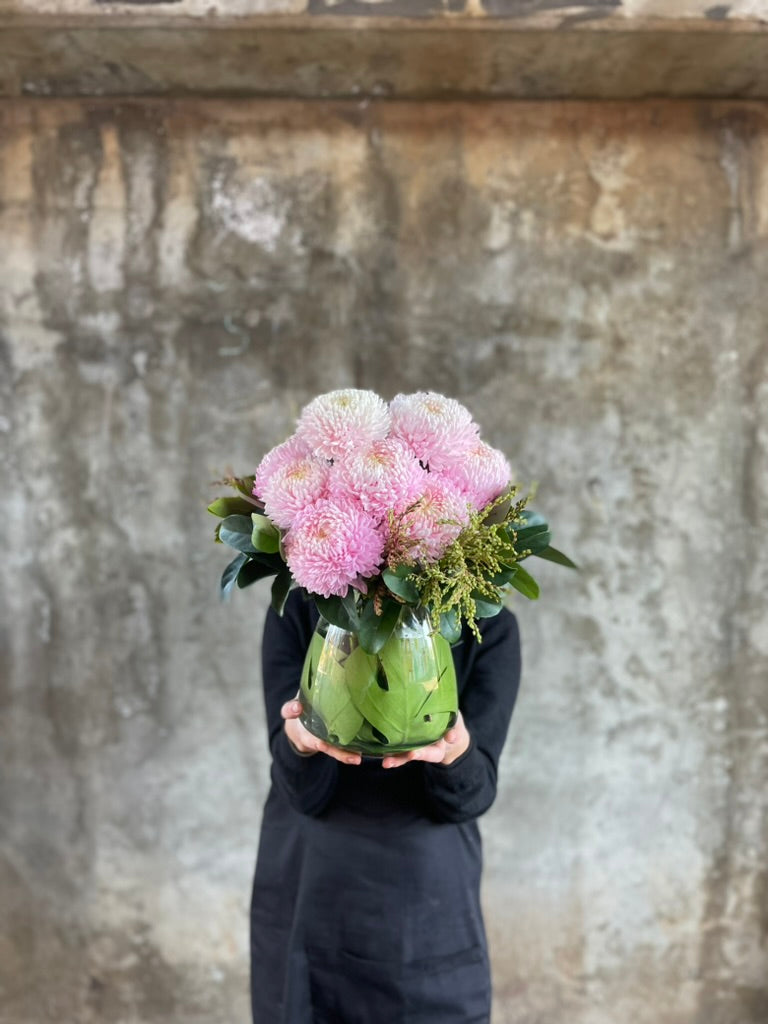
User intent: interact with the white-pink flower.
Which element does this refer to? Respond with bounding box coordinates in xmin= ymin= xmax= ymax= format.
xmin=260 ymin=456 xmax=330 ymax=529
xmin=389 ymin=391 xmax=479 ymax=471
xmin=397 ymin=476 xmax=471 ymax=563
xmin=253 ymin=434 xmax=311 ymax=499
xmin=296 ymin=389 xmax=390 ymax=461
xmin=333 ymin=438 xmax=426 ymax=517
xmin=283 ymin=497 xmax=384 ymax=598
xmin=440 ymin=442 xmax=511 ymax=512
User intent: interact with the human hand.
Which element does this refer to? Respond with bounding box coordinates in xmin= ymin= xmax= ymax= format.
xmin=381 ymin=712 xmax=471 ymax=769
xmin=281 ymin=699 xmax=362 ymax=766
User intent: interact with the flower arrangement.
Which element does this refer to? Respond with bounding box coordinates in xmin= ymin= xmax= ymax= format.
xmin=209 ymin=389 xmax=574 ymax=655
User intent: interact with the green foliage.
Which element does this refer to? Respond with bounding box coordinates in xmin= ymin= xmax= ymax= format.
xmin=509 ymin=509 xmax=551 ymax=556
xmin=219 ymin=474 xmax=258 ymax=500
xmin=313 ymin=593 xmax=360 ymax=632
xmin=345 ymin=631 xmax=454 ymax=747
xmin=412 ymin=488 xmax=530 ymax=641
xmin=219 ymin=515 xmax=259 ymax=555
xmin=237 ymin=558 xmax=281 ymax=589
xmin=300 ymin=637 xmax=364 ymax=746
xmin=271 ymin=569 xmax=293 ymax=615
xmin=536 ymin=545 xmax=578 ymax=569
xmin=358 ymin=598 xmax=402 ymax=654
xmin=251 ymin=513 xmax=280 ymax=554
xmin=221 ymin=553 xmax=248 ymax=598
xmin=438 ymin=607 xmax=462 ymax=645
xmin=507 ymin=563 xmax=540 ymax=600
xmin=210 ymin=474 xmax=576 ymax=642
xmin=208 ymin=496 xmax=259 ymax=519
xmin=381 ymin=565 xmax=419 ymax=604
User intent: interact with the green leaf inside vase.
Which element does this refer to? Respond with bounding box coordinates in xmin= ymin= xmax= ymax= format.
xmin=303 ymin=637 xmax=365 ymax=746
xmin=348 ymin=634 xmax=446 ymax=747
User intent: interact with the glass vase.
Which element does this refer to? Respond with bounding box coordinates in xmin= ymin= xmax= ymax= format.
xmin=298 ymin=606 xmax=458 ymax=756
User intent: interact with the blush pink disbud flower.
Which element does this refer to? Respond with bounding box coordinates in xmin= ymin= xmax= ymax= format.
xmin=398 ymin=476 xmax=471 ymax=563
xmin=261 ymin=456 xmax=330 ymax=530
xmin=389 ymin=391 xmax=480 ymax=472
xmin=254 ymin=435 xmax=311 ymax=500
xmin=440 ymin=442 xmax=512 ymax=512
xmin=333 ymin=438 xmax=426 ymax=517
xmin=296 ymin=389 xmax=390 ymax=461
xmin=283 ymin=497 xmax=385 ymax=598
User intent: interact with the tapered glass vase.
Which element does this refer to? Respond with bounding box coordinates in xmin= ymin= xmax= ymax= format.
xmin=299 ymin=607 xmax=458 ymax=756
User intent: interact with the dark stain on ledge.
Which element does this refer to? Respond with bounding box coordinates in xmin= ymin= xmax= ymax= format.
xmin=307 ymin=0 xmax=463 ymax=16
xmin=94 ymin=0 xmax=184 ymax=5
xmin=481 ymin=0 xmax=620 ymax=18
xmin=306 ymin=0 xmax=620 ymax=16
xmin=704 ymin=4 xmax=731 ymax=18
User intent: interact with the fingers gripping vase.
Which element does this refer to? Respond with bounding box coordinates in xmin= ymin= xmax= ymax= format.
xmin=299 ymin=607 xmax=458 ymax=756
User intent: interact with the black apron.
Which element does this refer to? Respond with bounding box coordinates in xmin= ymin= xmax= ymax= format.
xmin=250 ymin=761 xmax=491 ymax=1024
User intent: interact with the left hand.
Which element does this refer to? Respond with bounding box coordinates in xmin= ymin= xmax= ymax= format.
xmin=381 ymin=712 xmax=471 ymax=769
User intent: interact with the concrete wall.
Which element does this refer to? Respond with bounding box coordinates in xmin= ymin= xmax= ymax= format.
xmin=1 ymin=95 xmax=767 ymax=1022
xmin=4 ymin=2 xmax=768 ymax=101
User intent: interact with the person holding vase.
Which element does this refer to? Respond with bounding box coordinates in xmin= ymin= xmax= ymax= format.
xmin=208 ymin=389 xmax=570 ymax=1022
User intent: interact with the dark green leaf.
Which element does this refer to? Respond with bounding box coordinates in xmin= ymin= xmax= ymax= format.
xmin=251 ymin=513 xmax=280 ymax=554
xmin=313 ymin=594 xmax=356 ymax=631
xmin=439 ymin=608 xmax=462 ymax=645
xmin=249 ymin=550 xmax=288 ymax=573
xmin=382 ymin=567 xmax=419 ymax=604
xmin=481 ymin=495 xmax=511 ymax=525
xmin=358 ymin=599 xmax=402 ymax=655
xmin=341 ymin=591 xmax=361 ymax=631
xmin=237 ymin=558 xmax=280 ymax=588
xmin=508 ymin=510 xmax=551 ymax=555
xmin=508 ymin=563 xmax=540 ymax=600
xmin=208 ymin=496 xmax=258 ymax=519
xmin=535 ymin=545 xmax=579 ymax=569
xmin=496 ymin=542 xmax=519 ymax=565
xmin=219 ymin=515 xmax=258 ymax=554
xmin=490 ymin=564 xmax=519 ymax=587
xmin=270 ymin=569 xmax=293 ymax=616
xmin=472 ymin=593 xmax=503 ymax=618
xmin=220 ymin=553 xmax=248 ymax=599
xmin=517 ymin=509 xmax=548 ymax=528
xmin=231 ymin=474 xmax=256 ymax=498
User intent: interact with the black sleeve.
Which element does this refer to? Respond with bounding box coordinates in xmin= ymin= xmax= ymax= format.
xmin=421 ymin=609 xmax=521 ymax=824
xmin=261 ymin=593 xmax=339 ymax=816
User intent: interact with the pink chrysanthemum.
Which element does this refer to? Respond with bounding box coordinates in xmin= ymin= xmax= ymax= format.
xmin=283 ymin=497 xmax=384 ymax=598
xmin=440 ymin=442 xmax=512 ymax=512
xmin=296 ymin=389 xmax=390 ymax=461
xmin=253 ymin=435 xmax=311 ymax=499
xmin=389 ymin=392 xmax=480 ymax=471
xmin=397 ymin=476 xmax=471 ymax=563
xmin=332 ymin=438 xmax=426 ymax=517
xmin=260 ymin=456 xmax=330 ymax=530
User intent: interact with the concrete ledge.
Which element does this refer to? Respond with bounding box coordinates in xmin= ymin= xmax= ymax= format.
xmin=2 ymin=3 xmax=768 ymax=98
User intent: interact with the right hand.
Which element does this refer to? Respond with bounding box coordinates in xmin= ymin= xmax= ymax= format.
xmin=281 ymin=700 xmax=362 ymax=766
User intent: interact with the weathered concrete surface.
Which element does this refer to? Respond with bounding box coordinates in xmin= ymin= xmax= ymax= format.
xmin=2 ymin=1 xmax=768 ymax=99
xmin=1 ymin=98 xmax=767 ymax=1023
xmin=2 ymin=0 xmax=768 ymax=20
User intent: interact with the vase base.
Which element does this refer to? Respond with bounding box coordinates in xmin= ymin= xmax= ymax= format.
xmin=299 ymin=709 xmax=457 ymax=757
